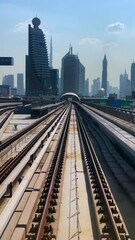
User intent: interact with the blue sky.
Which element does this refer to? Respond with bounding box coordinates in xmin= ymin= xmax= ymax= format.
xmin=1 ymin=0 xmax=135 ymax=89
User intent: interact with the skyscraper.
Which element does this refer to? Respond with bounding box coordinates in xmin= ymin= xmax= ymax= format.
xmin=50 ymin=69 xmax=58 ymax=95
xmin=91 ymin=78 xmax=100 ymax=96
xmin=131 ymin=61 xmax=135 ymax=97
xmin=119 ymin=73 xmax=124 ymax=99
xmin=79 ymin=62 xmax=85 ymax=96
xmin=26 ymin=17 xmax=50 ymax=96
xmin=17 ymin=73 xmax=24 ymax=95
xmin=119 ymin=70 xmax=131 ymax=98
xmin=102 ymin=55 xmax=107 ymax=97
xmin=49 ymin=35 xmax=53 ymax=69
xmin=2 ymin=74 xmax=14 ymax=88
xmin=84 ymin=78 xmax=89 ymax=96
xmin=61 ymin=47 xmax=84 ymax=95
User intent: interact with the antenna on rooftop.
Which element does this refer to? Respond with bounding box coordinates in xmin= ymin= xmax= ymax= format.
xmin=69 ymin=43 xmax=73 ymax=54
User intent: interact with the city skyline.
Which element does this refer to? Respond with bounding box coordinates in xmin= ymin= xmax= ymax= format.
xmin=1 ymin=0 xmax=135 ymax=88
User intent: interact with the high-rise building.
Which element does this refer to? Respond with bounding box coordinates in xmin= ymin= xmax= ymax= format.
xmin=102 ymin=55 xmax=107 ymax=97
xmin=131 ymin=61 xmax=135 ymax=97
xmin=119 ymin=73 xmax=124 ymax=99
xmin=49 ymin=35 xmax=53 ymax=69
xmin=119 ymin=70 xmax=131 ymax=98
xmin=0 ymin=85 xmax=10 ymax=97
xmin=11 ymin=88 xmax=17 ymax=96
xmin=107 ymin=81 xmax=110 ymax=97
xmin=2 ymin=74 xmax=14 ymax=88
xmin=50 ymin=69 xmax=58 ymax=95
xmin=84 ymin=78 xmax=89 ymax=96
xmin=61 ymin=47 xmax=85 ymax=95
xmin=17 ymin=73 xmax=24 ymax=95
xmin=61 ymin=47 xmax=79 ymax=94
xmin=91 ymin=78 xmax=100 ymax=96
xmin=108 ymin=84 xmax=119 ymax=96
xmin=79 ymin=62 xmax=85 ymax=96
xmin=26 ymin=17 xmax=50 ymax=96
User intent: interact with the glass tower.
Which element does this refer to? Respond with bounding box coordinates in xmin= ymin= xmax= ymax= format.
xmin=131 ymin=61 xmax=135 ymax=95
xmin=26 ymin=17 xmax=50 ymax=96
xmin=102 ymin=55 xmax=107 ymax=97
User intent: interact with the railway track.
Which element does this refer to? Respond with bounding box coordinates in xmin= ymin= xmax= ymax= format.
xmin=76 ymin=107 xmax=131 ymax=240
xmin=0 ymin=107 xmax=16 ymax=115
xmin=25 ymin=105 xmax=131 ymax=240
xmin=0 ymin=103 xmax=133 ymax=239
xmin=0 ymin=109 xmax=15 ymax=141
xmin=0 ymin=104 xmax=71 ymax=239
xmin=26 ymin=104 xmax=71 ymax=240
xmin=0 ymin=105 xmax=68 ymax=199
xmin=0 ymin=109 xmax=63 ymax=180
xmin=0 ymin=110 xmax=14 ymax=129
xmin=0 ymin=107 xmax=65 ymax=167
xmin=0 ymin=105 xmax=64 ymax=151
xmin=79 ymin=104 xmax=135 ymax=201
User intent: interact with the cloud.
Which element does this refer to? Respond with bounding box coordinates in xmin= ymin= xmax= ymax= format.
xmin=13 ymin=18 xmax=32 ymax=33
xmin=78 ymin=37 xmax=100 ymax=45
xmin=106 ymin=22 xmax=126 ymax=34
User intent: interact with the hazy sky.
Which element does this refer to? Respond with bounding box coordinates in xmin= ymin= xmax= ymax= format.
xmin=1 ymin=0 xmax=135 ymax=88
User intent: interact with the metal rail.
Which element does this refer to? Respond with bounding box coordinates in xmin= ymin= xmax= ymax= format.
xmin=0 ymin=106 xmax=15 ymax=115
xmin=0 ymin=106 xmax=68 ymax=184
xmin=0 ymin=105 xmax=64 ymax=151
xmin=0 ymin=110 xmax=14 ymax=129
xmin=68 ymin=112 xmax=81 ymax=240
xmin=35 ymin=105 xmax=71 ymax=240
xmin=0 ymin=108 xmax=69 ymax=238
xmin=76 ymin=107 xmax=131 ymax=240
xmin=24 ymin=105 xmax=71 ymax=240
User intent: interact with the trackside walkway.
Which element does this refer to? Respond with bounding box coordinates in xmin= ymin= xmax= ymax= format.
xmin=57 ymin=107 xmax=94 ymax=240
